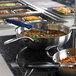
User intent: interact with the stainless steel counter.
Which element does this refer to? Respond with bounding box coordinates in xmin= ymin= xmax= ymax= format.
xmin=22 ymin=0 xmax=65 ymax=8
xmin=0 ymin=54 xmax=14 ymax=76
xmin=21 ymin=0 xmax=74 ymax=27
xmin=0 ymin=24 xmax=16 ymax=36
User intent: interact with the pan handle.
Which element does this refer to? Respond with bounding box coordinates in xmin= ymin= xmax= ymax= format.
xmin=4 ymin=37 xmax=34 ymax=45
xmin=45 ymin=45 xmax=59 ymax=58
xmin=26 ymin=62 xmax=60 ymax=69
xmin=45 ymin=45 xmax=58 ymax=51
xmin=5 ymin=19 xmax=33 ymax=29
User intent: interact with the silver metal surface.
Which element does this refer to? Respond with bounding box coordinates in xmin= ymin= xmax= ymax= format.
xmin=72 ymin=0 xmax=76 ymax=48
xmin=0 ymin=12 xmax=45 ymax=28
xmin=0 ymin=0 xmax=65 ymax=31
xmin=24 ymin=69 xmax=34 ymax=76
xmin=4 ymin=36 xmax=34 ymax=45
xmin=47 ymin=8 xmax=74 ymax=19
xmin=0 ymin=11 xmax=56 ymax=23
xmin=0 ymin=0 xmax=39 ymax=30
xmin=0 ymin=54 xmax=14 ymax=76
xmin=0 ymin=5 xmax=28 ymax=10
xmin=27 ymin=62 xmax=76 ymax=68
xmin=61 ymin=63 xmax=76 ymax=67
xmin=45 ymin=45 xmax=58 ymax=51
xmin=20 ymin=0 xmax=65 ymax=22
xmin=0 ymin=0 xmax=38 ymax=18
xmin=74 ymin=0 xmax=76 ymax=27
xmin=53 ymin=48 xmax=76 ymax=62
xmin=0 ymin=11 xmax=39 ymax=18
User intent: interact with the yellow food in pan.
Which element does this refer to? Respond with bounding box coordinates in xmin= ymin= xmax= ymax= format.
xmin=24 ymin=16 xmax=41 ymax=21
xmin=53 ymin=7 xmax=73 ymax=14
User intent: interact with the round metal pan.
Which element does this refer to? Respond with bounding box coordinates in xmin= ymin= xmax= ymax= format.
xmin=47 ymin=48 xmax=76 ymax=76
xmin=4 ymin=22 xmax=71 ymax=48
xmin=15 ymin=22 xmax=71 ymax=47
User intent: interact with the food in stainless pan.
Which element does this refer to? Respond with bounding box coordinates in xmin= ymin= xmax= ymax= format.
xmin=24 ymin=16 xmax=41 ymax=21
xmin=21 ymin=29 xmax=66 ymax=39
xmin=15 ymin=9 xmax=30 ymax=13
xmin=53 ymin=6 xmax=74 ymax=14
xmin=20 ymin=13 xmax=33 ymax=17
xmin=8 ymin=18 xmax=21 ymax=21
xmin=0 ymin=3 xmax=17 ymax=6
xmin=0 ymin=10 xmax=10 ymax=14
xmin=60 ymin=55 xmax=76 ymax=70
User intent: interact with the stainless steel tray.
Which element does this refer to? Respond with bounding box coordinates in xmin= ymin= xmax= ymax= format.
xmin=11 ymin=6 xmax=36 ymax=13
xmin=0 ymin=0 xmax=28 ymax=9
xmin=0 ymin=0 xmax=26 ymax=6
xmin=47 ymin=7 xmax=74 ymax=18
xmin=0 ymin=0 xmax=37 ymax=16
xmin=0 ymin=0 xmax=65 ymax=27
xmin=19 ymin=12 xmax=57 ymax=22
xmin=0 ymin=11 xmax=40 ymax=18
xmin=0 ymin=12 xmax=61 ymax=26
xmin=2 ymin=12 xmax=51 ymax=23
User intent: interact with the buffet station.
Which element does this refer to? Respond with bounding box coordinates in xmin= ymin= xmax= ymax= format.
xmin=0 ymin=0 xmax=76 ymax=76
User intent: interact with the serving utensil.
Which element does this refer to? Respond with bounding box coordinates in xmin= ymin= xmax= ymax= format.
xmin=5 ymin=19 xmax=33 ymax=29
xmin=5 ymin=18 xmax=47 ymax=33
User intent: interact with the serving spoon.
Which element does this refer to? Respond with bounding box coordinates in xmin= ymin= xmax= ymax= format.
xmin=5 ymin=18 xmax=47 ymax=32
xmin=5 ymin=19 xmax=33 ymax=29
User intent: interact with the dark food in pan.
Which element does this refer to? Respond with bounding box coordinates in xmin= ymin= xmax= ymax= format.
xmin=24 ymin=16 xmax=41 ymax=21
xmin=21 ymin=29 xmax=66 ymax=39
xmin=15 ymin=9 xmax=30 ymax=13
xmin=0 ymin=10 xmax=10 ymax=14
xmin=20 ymin=13 xmax=33 ymax=17
xmin=60 ymin=55 xmax=76 ymax=70
xmin=53 ymin=6 xmax=74 ymax=14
